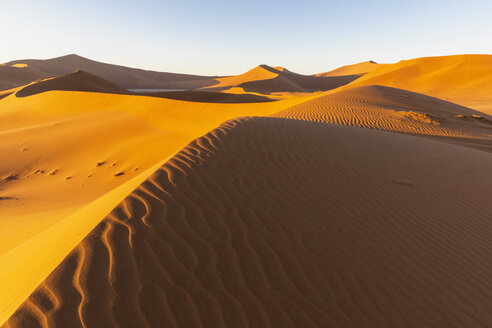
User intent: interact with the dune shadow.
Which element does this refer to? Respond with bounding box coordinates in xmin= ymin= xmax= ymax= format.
xmin=137 ymin=90 xmax=276 ymax=103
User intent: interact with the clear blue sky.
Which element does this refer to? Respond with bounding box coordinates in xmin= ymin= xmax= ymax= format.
xmin=1 ymin=0 xmax=491 ymax=75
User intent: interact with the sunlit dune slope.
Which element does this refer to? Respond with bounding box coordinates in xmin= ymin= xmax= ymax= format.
xmin=203 ymin=65 xmax=359 ymax=93
xmin=274 ymin=85 xmax=492 ymax=151
xmin=16 ymin=70 xmax=129 ymax=97
xmin=340 ymin=54 xmax=492 ymax=114
xmin=316 ymin=60 xmax=386 ymax=77
xmin=4 ymin=54 xmax=218 ymax=90
xmin=5 ymin=117 xmax=492 ymax=328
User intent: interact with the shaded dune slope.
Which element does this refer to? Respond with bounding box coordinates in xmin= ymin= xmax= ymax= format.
xmin=5 ymin=117 xmax=492 ymax=328
xmin=15 ymin=70 xmax=129 ymax=97
xmin=136 ymin=90 xmax=275 ymax=103
xmin=0 ymin=65 xmax=49 ymax=91
xmin=274 ymin=85 xmax=492 ymax=151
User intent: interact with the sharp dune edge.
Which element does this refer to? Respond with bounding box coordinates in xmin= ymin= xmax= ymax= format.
xmin=0 ymin=85 xmax=310 ymax=325
xmin=4 ymin=117 xmax=492 ymax=328
xmin=1 ymin=54 xmax=492 ymax=327
xmin=0 ymin=89 xmax=307 ymax=255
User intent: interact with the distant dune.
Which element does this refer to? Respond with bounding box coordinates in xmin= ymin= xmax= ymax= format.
xmin=342 ymin=54 xmax=492 ymax=114
xmin=0 ymin=64 xmax=48 ymax=91
xmin=316 ymin=60 xmax=386 ymax=77
xmin=4 ymin=54 xmax=219 ymax=90
xmin=15 ymin=70 xmax=129 ymax=97
xmin=11 ymin=70 xmax=276 ymax=103
xmin=202 ymin=65 xmax=359 ymax=93
xmin=5 ymin=117 xmax=492 ymax=327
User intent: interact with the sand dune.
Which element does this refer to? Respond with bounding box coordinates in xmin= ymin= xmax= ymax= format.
xmin=316 ymin=60 xmax=386 ymax=77
xmin=4 ymin=117 xmax=492 ymax=327
xmin=341 ymin=54 xmax=492 ymax=114
xmin=0 ymin=87 xmax=312 ymax=324
xmin=3 ymin=54 xmax=218 ymax=90
xmin=203 ymin=65 xmax=359 ymax=94
xmin=2 ymin=54 xmax=492 ymax=327
xmin=11 ymin=70 xmax=275 ymax=103
xmin=274 ymin=85 xmax=492 ymax=151
xmin=15 ymin=70 xmax=129 ymax=97
xmin=0 ymin=89 xmax=305 ymax=255
xmin=0 ymin=64 xmax=48 ymax=91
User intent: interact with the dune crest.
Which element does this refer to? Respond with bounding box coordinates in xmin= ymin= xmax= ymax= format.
xmin=4 ymin=117 xmax=492 ymax=327
xmin=316 ymin=60 xmax=386 ymax=77
xmin=0 ymin=88 xmax=311 ymax=324
xmin=202 ymin=64 xmax=359 ymax=93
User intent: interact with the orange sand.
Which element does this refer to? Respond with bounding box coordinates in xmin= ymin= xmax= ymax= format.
xmin=1 ymin=54 xmax=492 ymax=327
xmin=4 ymin=117 xmax=492 ymax=327
xmin=341 ymin=54 xmax=492 ymax=114
xmin=316 ymin=60 xmax=387 ymax=77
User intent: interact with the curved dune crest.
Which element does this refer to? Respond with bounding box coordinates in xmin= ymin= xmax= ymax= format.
xmin=4 ymin=117 xmax=492 ymax=327
xmin=0 ymin=89 xmax=307 ymax=265
xmin=341 ymin=54 xmax=492 ymax=114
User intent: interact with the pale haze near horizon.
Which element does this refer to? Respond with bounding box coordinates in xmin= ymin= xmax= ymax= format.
xmin=1 ymin=0 xmax=491 ymax=76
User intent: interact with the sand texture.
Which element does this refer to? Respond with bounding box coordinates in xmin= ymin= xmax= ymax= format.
xmin=1 ymin=54 xmax=492 ymax=327
xmin=4 ymin=117 xmax=492 ymax=328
